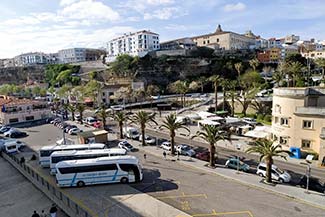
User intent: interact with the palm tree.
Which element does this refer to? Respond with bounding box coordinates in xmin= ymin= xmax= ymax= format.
xmin=234 ymin=62 xmax=243 ymax=82
xmin=130 ymin=111 xmax=157 ymax=146
xmin=160 ymin=113 xmax=189 ymax=155
xmin=226 ymin=80 xmax=237 ymax=116
xmin=249 ymin=58 xmax=260 ymax=71
xmin=287 ymin=61 xmax=303 ymax=87
xmin=68 ymin=104 xmax=76 ymax=121
xmin=97 ymin=105 xmax=108 ymax=129
xmin=111 ymin=111 xmax=127 ymax=139
xmin=192 ymin=125 xmax=230 ymax=167
xmin=197 ymin=77 xmax=207 ymax=93
xmin=246 ymin=139 xmax=291 ymax=183
xmin=220 ymin=78 xmax=230 ymax=111
xmin=209 ymin=75 xmax=221 ymax=112
xmin=169 ymin=80 xmax=190 ymax=108
xmin=315 ymin=58 xmax=325 ymax=84
xmin=61 ymin=103 xmax=69 ymax=119
xmin=76 ymin=103 xmax=85 ymax=124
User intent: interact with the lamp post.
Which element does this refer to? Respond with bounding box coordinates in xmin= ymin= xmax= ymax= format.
xmin=236 ymin=144 xmax=241 ymax=174
xmin=301 ymin=155 xmax=313 ymax=194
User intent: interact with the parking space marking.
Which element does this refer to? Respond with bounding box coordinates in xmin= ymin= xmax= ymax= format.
xmin=177 ymin=210 xmax=254 ymax=217
xmin=157 ymin=193 xmax=207 ymax=200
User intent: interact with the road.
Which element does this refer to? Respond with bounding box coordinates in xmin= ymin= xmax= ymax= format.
xmin=129 ymin=149 xmax=325 ymax=217
xmin=144 ymin=128 xmax=325 ymax=182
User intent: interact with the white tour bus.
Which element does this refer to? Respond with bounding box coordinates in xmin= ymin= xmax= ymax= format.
xmin=39 ymin=143 xmax=106 ymax=168
xmin=49 ymin=148 xmax=127 ymax=175
xmin=55 ymin=155 xmax=143 ymax=187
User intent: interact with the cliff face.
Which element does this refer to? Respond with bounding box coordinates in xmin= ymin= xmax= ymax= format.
xmin=0 ymin=66 xmax=45 ymax=85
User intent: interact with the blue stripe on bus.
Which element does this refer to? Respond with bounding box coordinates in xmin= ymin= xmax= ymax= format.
xmin=70 ymin=173 xmax=78 ymax=186
xmin=112 ymin=170 xmax=118 ymax=181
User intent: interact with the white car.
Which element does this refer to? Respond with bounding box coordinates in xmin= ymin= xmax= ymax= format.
xmin=176 ymin=144 xmax=196 ymax=156
xmin=68 ymin=128 xmax=82 ymax=135
xmin=243 ymin=117 xmax=257 ymax=125
xmin=139 ymin=135 xmax=156 ymax=145
xmin=4 ymin=128 xmax=19 ymax=137
xmin=118 ymin=140 xmax=135 ymax=152
xmin=256 ymin=163 xmax=291 ymax=183
xmin=160 ymin=141 xmax=172 ymax=151
xmin=0 ymin=139 xmax=25 ymax=150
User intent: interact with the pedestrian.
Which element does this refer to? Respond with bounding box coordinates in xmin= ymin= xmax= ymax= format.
xmin=20 ymin=156 xmax=25 ymax=164
xmin=143 ymin=153 xmax=147 ymax=160
xmin=177 ymin=151 xmax=180 ymax=161
xmin=163 ymin=151 xmax=166 ymax=160
xmin=31 ymin=211 xmax=40 ymax=217
xmin=40 ymin=210 xmax=47 ymax=217
xmin=49 ymin=204 xmax=58 ymax=217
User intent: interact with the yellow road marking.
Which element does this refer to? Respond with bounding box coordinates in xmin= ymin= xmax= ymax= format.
xmin=212 ymin=209 xmax=217 ymax=215
xmin=157 ymin=193 xmax=207 ymax=200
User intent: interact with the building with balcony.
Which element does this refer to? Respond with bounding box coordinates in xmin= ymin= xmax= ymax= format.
xmin=58 ymin=48 xmax=104 ymax=64
xmin=272 ymin=87 xmax=325 ymax=165
xmin=160 ymin=37 xmax=196 ymax=50
xmin=106 ymin=30 xmax=160 ymax=62
xmin=0 ymin=96 xmax=51 ymax=125
xmin=191 ymin=25 xmax=256 ymax=50
xmin=14 ymin=52 xmax=48 ymax=66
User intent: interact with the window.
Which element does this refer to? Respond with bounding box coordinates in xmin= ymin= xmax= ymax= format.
xmin=26 ymin=116 xmax=34 ymax=121
xmin=279 ymin=137 xmax=288 ymax=145
xmin=280 ymin=118 xmax=289 ymax=126
xmin=9 ymin=118 xmax=18 ymax=123
xmin=302 ymin=120 xmax=313 ymax=129
xmin=203 ymin=41 xmax=206 ymax=44
xmin=275 ymin=104 xmax=281 ymax=113
xmin=217 ymin=38 xmax=219 ymax=42
xmin=207 ymin=40 xmax=210 ymax=44
xmin=59 ymin=164 xmax=118 ymax=174
xmin=301 ymin=140 xmax=311 ymax=148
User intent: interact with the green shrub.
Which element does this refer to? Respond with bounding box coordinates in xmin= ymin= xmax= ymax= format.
xmin=263 ymin=114 xmax=272 ymax=122
xmin=257 ymin=114 xmax=264 ymax=120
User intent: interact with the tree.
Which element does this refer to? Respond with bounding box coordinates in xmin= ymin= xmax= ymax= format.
xmin=110 ymin=54 xmax=138 ymax=78
xmin=160 ymin=113 xmax=189 ymax=155
xmin=97 ymin=105 xmax=108 ymax=129
xmin=192 ymin=125 xmax=230 ymax=167
xmin=32 ymin=86 xmax=41 ymax=97
xmin=249 ymin=58 xmax=260 ymax=71
xmin=274 ymin=62 xmax=287 ymax=87
xmin=84 ymin=80 xmax=101 ymax=107
xmin=76 ymin=103 xmax=85 ymax=124
xmin=209 ymin=75 xmax=221 ymax=112
xmin=111 ymin=111 xmax=127 ymax=139
xmin=146 ymin=85 xmax=160 ymax=108
xmin=315 ymin=58 xmax=325 ymax=82
xmin=287 ymin=61 xmax=304 ymax=87
xmin=57 ymin=84 xmax=72 ymax=99
xmin=197 ymin=76 xmax=207 ymax=93
xmin=68 ymin=104 xmax=76 ymax=121
xmin=246 ymin=139 xmax=291 ymax=183
xmin=234 ymin=62 xmax=243 ymax=81
xmin=130 ymin=111 xmax=157 ymax=146
xmin=226 ymin=80 xmax=237 ymax=116
xmin=220 ymin=78 xmax=230 ymax=111
xmin=169 ymin=80 xmax=189 ymax=108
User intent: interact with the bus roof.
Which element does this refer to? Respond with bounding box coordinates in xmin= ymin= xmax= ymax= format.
xmin=50 ymin=148 xmax=126 ymax=157
xmin=40 ymin=143 xmax=106 ymax=151
xmin=56 ymin=155 xmax=138 ymax=167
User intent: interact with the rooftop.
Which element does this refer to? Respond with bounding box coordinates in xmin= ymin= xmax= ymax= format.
xmin=0 ymin=97 xmax=45 ymax=107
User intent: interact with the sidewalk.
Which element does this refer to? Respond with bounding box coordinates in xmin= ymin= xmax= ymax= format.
xmin=133 ymin=141 xmax=325 ymax=210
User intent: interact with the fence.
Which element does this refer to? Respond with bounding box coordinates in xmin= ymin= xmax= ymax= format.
xmin=2 ymin=153 xmax=96 ymax=217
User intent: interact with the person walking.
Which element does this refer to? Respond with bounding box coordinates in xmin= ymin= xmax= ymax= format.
xmin=49 ymin=204 xmax=58 ymax=217
xmin=177 ymin=151 xmax=180 ymax=161
xmin=31 ymin=211 xmax=40 ymax=217
xmin=143 ymin=153 xmax=147 ymax=161
xmin=163 ymin=151 xmax=167 ymax=160
xmin=40 ymin=210 xmax=47 ymax=217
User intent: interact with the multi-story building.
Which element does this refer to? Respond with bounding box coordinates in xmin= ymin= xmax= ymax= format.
xmin=191 ymin=25 xmax=256 ymax=50
xmin=267 ymin=38 xmax=284 ymax=48
xmin=284 ymin=34 xmax=300 ymax=44
xmin=0 ymin=96 xmax=51 ymax=125
xmin=14 ymin=52 xmax=48 ymax=66
xmin=257 ymin=48 xmax=281 ymax=63
xmin=106 ymin=30 xmax=160 ymax=62
xmin=302 ymin=50 xmax=325 ymax=59
xmin=58 ymin=48 xmax=104 ymax=63
xmin=272 ymin=87 xmax=325 ymax=165
xmin=0 ymin=58 xmax=15 ymax=68
xmin=160 ymin=37 xmax=196 ymax=50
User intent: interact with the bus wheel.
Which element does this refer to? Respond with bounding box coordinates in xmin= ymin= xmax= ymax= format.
xmin=120 ymin=177 xmax=129 ymax=184
xmin=77 ymin=181 xmax=85 ymax=187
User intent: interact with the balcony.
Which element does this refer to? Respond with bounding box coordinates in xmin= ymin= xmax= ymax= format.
xmin=295 ymin=107 xmax=325 ymax=116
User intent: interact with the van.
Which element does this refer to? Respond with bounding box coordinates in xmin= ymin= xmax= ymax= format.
xmin=256 ymin=163 xmax=291 ymax=183
xmin=0 ymin=141 xmax=19 ymax=154
xmin=123 ymin=127 xmax=140 ymax=140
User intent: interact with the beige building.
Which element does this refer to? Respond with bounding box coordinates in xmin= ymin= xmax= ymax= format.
xmin=0 ymin=96 xmax=51 ymax=125
xmin=302 ymin=50 xmax=325 ymax=59
xmin=272 ymin=87 xmax=325 ymax=165
xmin=191 ymin=25 xmax=255 ymax=50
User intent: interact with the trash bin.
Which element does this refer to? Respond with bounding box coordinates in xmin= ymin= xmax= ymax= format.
xmin=289 ymin=147 xmax=301 ymax=159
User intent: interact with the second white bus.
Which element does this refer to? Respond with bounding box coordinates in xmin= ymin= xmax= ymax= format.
xmin=39 ymin=143 xmax=106 ymax=167
xmin=55 ymin=156 xmax=143 ymax=187
xmin=49 ymin=148 xmax=127 ymax=175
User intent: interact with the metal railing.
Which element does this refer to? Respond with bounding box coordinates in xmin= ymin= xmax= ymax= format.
xmin=2 ymin=153 xmax=95 ymax=217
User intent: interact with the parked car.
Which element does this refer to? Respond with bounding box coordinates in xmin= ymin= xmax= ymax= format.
xmin=160 ymin=141 xmax=172 ymax=151
xmin=50 ymin=118 xmax=61 ymax=124
xmin=68 ymin=128 xmax=82 ymax=135
xmin=139 ymin=135 xmax=156 ymax=145
xmin=243 ymin=117 xmax=257 ymax=125
xmin=0 ymin=139 xmax=26 ymax=150
xmin=0 ymin=126 xmax=11 ymax=134
xmin=176 ymin=144 xmax=196 ymax=156
xmin=297 ymin=176 xmax=325 ymax=194
xmin=225 ymin=158 xmax=250 ymax=172
xmin=4 ymin=129 xmax=27 ymax=138
xmin=85 ymin=117 xmax=97 ymax=125
xmin=93 ymin=121 xmax=101 ymax=128
xmin=64 ymin=125 xmax=77 ymax=133
xmin=118 ymin=140 xmax=135 ymax=152
xmin=195 ymin=151 xmax=210 ymax=161
xmin=256 ymin=163 xmax=291 ymax=183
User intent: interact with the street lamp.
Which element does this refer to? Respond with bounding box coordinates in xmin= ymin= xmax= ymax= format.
xmin=300 ymin=155 xmax=314 ymax=194
xmin=236 ymin=144 xmax=241 ymax=174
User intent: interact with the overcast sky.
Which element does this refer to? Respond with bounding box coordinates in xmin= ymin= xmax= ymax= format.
xmin=0 ymin=0 xmax=325 ymax=58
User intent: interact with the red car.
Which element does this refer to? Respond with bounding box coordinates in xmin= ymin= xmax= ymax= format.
xmin=195 ymin=151 xmax=218 ymax=162
xmin=93 ymin=121 xmax=101 ymax=128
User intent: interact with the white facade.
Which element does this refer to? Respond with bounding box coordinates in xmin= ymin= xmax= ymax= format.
xmin=302 ymin=50 xmax=325 ymax=59
xmin=14 ymin=52 xmax=47 ymax=66
xmin=106 ymin=30 xmax=160 ymax=62
xmin=58 ymin=48 xmax=86 ymax=63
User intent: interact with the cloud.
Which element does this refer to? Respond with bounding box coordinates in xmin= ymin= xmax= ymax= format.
xmin=144 ymin=7 xmax=187 ymax=20
xmin=59 ymin=0 xmax=80 ymax=6
xmin=223 ymin=2 xmax=246 ymax=12
xmin=59 ymin=0 xmax=120 ymax=22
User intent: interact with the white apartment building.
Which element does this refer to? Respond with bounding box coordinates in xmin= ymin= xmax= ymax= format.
xmin=106 ymin=30 xmax=160 ymax=62
xmin=14 ymin=52 xmax=48 ymax=66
